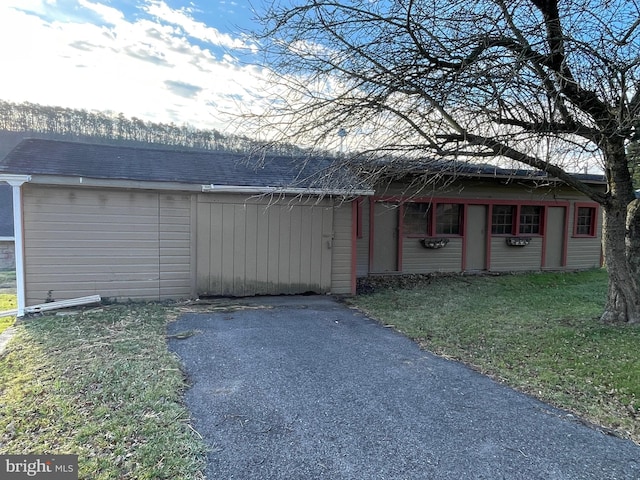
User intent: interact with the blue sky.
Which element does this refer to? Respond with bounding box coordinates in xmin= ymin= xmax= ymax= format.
xmin=0 ymin=0 xmax=268 ymax=132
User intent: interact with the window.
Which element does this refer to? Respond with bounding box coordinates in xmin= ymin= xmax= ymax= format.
xmin=492 ymin=204 xmax=543 ymax=235
xmin=491 ymin=205 xmax=515 ymax=234
xmin=436 ymin=203 xmax=462 ymax=235
xmin=574 ymin=205 xmax=597 ymax=236
xmin=519 ymin=206 xmax=542 ymax=234
xmin=403 ymin=203 xmax=430 ymax=235
xmin=403 ymin=202 xmax=463 ymax=236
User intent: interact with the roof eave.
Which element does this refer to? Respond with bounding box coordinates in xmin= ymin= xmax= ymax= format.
xmin=3 ymin=174 xmax=375 ymax=196
xmin=0 ymin=174 xmax=32 ymax=185
xmin=202 ymin=184 xmax=375 ymax=196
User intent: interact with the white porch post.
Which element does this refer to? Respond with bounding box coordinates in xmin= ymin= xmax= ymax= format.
xmin=1 ymin=175 xmax=31 ymax=317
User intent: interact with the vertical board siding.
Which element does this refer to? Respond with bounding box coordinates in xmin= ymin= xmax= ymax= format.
xmin=356 ymin=199 xmax=370 ymax=277
xmin=543 ymin=206 xmax=566 ymax=269
xmin=23 ymin=185 xmax=161 ymax=304
xmin=331 ymin=202 xmax=354 ymax=294
xmin=159 ymin=194 xmax=192 ymax=299
xmin=196 ymin=195 xmax=334 ymax=296
xmin=320 ymin=206 xmax=334 ymax=290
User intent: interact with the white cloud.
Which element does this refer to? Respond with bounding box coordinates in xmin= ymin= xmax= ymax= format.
xmin=78 ymin=0 xmax=124 ymax=25
xmin=0 ymin=1 xmax=269 ymax=132
xmin=143 ymin=0 xmax=257 ymax=53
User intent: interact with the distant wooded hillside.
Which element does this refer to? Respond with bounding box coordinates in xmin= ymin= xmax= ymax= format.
xmin=0 ymin=99 xmax=305 ymax=156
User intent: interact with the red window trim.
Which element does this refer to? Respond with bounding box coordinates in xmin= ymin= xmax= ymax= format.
xmin=490 ymin=204 xmax=545 ymax=237
xmin=573 ymin=203 xmax=598 ymax=237
xmin=369 ymin=195 xmax=574 ymax=273
xmin=370 ymin=196 xmax=568 ymax=239
xmin=355 ymin=197 xmax=364 ymax=239
xmin=401 ymin=200 xmax=464 ymax=237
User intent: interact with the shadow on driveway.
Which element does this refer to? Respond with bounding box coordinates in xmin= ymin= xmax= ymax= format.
xmin=168 ymin=296 xmax=640 ymax=479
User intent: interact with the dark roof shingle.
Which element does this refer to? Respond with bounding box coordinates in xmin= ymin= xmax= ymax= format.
xmin=0 ymin=139 xmax=363 ymax=191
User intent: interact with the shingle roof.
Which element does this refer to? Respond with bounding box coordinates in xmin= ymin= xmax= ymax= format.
xmin=0 ymin=184 xmax=13 ymax=238
xmin=365 ymin=157 xmax=606 ymax=184
xmin=0 ymin=139 xmax=365 ymax=192
xmin=0 ymin=139 xmax=605 ymax=194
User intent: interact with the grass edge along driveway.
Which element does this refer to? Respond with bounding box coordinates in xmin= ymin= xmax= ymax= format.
xmin=349 ymin=269 xmax=640 ymax=445
xmin=0 ymin=269 xmax=637 ymax=479
xmin=0 ymin=303 xmax=207 ymax=480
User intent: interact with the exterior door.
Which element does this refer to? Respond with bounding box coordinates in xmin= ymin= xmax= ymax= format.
xmin=372 ymin=202 xmax=399 ymax=273
xmin=465 ymin=205 xmax=487 ymax=271
xmin=544 ymin=206 xmax=566 ymax=269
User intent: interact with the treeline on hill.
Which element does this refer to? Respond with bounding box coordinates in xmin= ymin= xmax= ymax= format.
xmin=0 ymin=99 xmax=306 ymax=155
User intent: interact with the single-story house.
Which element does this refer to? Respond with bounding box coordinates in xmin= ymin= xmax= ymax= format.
xmin=0 ymin=139 xmax=604 ymax=316
xmin=0 ymin=139 xmax=373 ymax=315
xmin=354 ymin=164 xmax=604 ymax=277
xmin=0 ymin=183 xmax=15 ymax=270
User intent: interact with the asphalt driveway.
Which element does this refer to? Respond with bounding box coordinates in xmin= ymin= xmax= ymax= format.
xmin=168 ymin=296 xmax=640 ymax=479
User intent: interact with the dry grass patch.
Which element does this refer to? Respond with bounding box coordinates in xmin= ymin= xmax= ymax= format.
xmin=0 ymin=294 xmax=16 ymax=334
xmin=0 ymin=303 xmax=207 ymax=479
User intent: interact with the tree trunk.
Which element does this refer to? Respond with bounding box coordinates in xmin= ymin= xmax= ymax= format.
xmin=601 ymin=210 xmax=640 ymax=324
xmin=600 ymin=142 xmax=640 ymax=324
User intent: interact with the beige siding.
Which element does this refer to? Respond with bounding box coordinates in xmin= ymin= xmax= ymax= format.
xmin=357 ymin=179 xmax=604 ymax=276
xmin=565 ymin=203 xmax=603 ymax=269
xmin=159 ymin=194 xmax=192 ymax=299
xmin=566 ymin=239 xmax=602 ymax=269
xmin=331 ymin=201 xmax=353 ymax=294
xmin=489 ymin=237 xmax=543 ymax=271
xmin=377 ymin=180 xmax=601 ymax=203
xmin=402 ymin=237 xmax=463 ymax=273
xmin=22 ymin=185 xmax=193 ymax=305
xmin=356 ymin=199 xmax=370 ymax=277
xmin=24 ymin=185 xmax=161 ymax=304
xmin=196 ymin=195 xmax=334 ymax=296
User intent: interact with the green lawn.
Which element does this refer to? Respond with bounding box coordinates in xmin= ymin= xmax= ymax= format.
xmin=0 ymin=303 xmax=207 ymax=479
xmin=1 ymin=268 xmax=637 ymax=477
xmin=350 ymin=269 xmax=640 ymax=444
xmin=0 ymin=293 xmax=17 ymax=333
xmin=0 ymin=270 xmax=17 ymax=334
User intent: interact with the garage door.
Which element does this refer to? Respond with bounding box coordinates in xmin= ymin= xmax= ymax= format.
xmin=196 ymin=195 xmax=334 ymax=296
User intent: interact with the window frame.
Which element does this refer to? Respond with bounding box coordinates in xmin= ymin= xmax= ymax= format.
xmin=491 ymin=204 xmax=545 ymax=236
xmin=435 ymin=203 xmax=463 ymax=235
xmin=573 ymin=203 xmax=598 ymax=237
xmin=403 ymin=202 xmax=431 ymax=236
xmin=519 ymin=205 xmax=543 ymax=235
xmin=491 ymin=205 xmax=516 ymax=235
xmin=403 ymin=201 xmax=464 ymax=237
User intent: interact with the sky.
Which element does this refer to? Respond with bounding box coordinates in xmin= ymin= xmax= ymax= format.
xmin=0 ymin=0 xmax=269 ymax=133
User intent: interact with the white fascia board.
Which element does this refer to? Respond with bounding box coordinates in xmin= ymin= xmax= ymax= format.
xmin=26 ymin=175 xmax=203 ymax=192
xmin=0 ymin=174 xmax=31 ymax=186
xmin=201 ymin=184 xmax=375 ymax=196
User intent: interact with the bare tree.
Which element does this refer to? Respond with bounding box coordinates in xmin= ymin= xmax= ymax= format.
xmin=247 ymin=0 xmax=640 ymax=323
